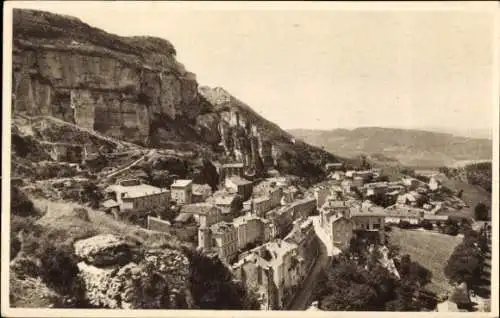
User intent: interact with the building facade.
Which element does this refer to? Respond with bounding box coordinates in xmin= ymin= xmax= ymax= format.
xmin=225 ymin=176 xmax=253 ymax=201
xmin=104 ymin=179 xmax=170 ymax=215
xmin=170 ymin=179 xmax=193 ymax=205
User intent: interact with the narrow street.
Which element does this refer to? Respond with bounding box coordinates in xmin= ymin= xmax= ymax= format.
xmin=287 ymin=217 xmax=331 ymax=310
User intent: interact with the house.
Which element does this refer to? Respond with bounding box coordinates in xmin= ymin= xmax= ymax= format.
xmin=265 ymin=207 xmax=294 ymax=238
xmin=212 ymin=193 xmax=242 ymax=220
xmin=170 ymin=179 xmax=193 ymax=205
xmin=233 ymin=240 xmax=302 ymax=309
xmin=350 ymin=205 xmax=387 ymax=242
xmin=254 ymin=180 xmax=284 ymax=209
xmin=325 ymin=162 xmax=344 ymax=172
xmin=341 ymin=179 xmax=353 ymax=193
xmin=232 ymin=252 xmax=279 ymax=310
xmin=282 ymin=186 xmax=299 ymax=204
xmin=345 ymin=170 xmax=356 ymax=178
xmin=423 ymin=214 xmax=449 ymax=225
xmin=102 ymin=199 xmax=120 ymax=217
xmin=329 ymin=171 xmax=345 ymax=181
xmin=384 ymin=206 xmax=422 ymax=225
xmin=284 ymin=218 xmax=318 ymax=281
xmin=104 ymin=179 xmax=170 ymax=215
xmin=220 ymin=162 xmax=245 ymax=182
xmin=289 ymin=197 xmax=317 ymax=219
xmin=180 ymin=203 xmax=224 ymax=227
xmin=352 ymin=176 xmax=365 ymax=188
xmin=192 ymin=184 xmax=213 ymax=203
xmin=233 ymin=213 xmax=273 ymax=250
xmin=174 ymin=212 xmax=194 ymax=224
xmin=246 ymin=195 xmax=273 ymax=217
xmin=198 ymin=221 xmax=239 ymax=263
xmin=225 ymin=176 xmax=253 ymax=201
xmin=319 ymin=198 xmax=353 ymax=251
xmin=402 ymin=177 xmax=422 ymax=190
xmin=364 ymin=182 xmax=389 ymax=197
xmin=429 ymin=177 xmax=441 ymax=191
xmin=354 ymin=170 xmax=374 ymax=182
xmin=396 ymin=191 xmax=424 ymax=207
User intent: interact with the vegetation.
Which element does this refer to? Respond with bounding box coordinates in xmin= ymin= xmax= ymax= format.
xmin=465 ymin=162 xmax=492 ymax=193
xmin=314 ymin=235 xmax=433 ymax=311
xmin=185 ymin=249 xmax=260 ymax=310
xmin=474 ymin=202 xmax=489 ymax=221
xmin=444 ymin=229 xmax=485 ymax=292
xmin=389 ymin=227 xmax=462 ymax=295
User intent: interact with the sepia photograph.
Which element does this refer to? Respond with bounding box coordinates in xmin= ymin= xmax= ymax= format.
xmin=1 ymin=1 xmax=498 ymax=317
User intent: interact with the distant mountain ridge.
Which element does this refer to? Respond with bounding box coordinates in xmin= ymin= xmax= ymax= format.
xmin=288 ymin=127 xmax=492 ymax=168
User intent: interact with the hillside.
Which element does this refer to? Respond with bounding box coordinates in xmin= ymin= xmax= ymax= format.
xmin=11 ymin=8 xmax=346 ymax=184
xmin=288 ymin=127 xmax=492 ymax=168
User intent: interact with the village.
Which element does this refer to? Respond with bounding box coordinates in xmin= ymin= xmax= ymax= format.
xmin=95 ymin=159 xmax=486 ymax=311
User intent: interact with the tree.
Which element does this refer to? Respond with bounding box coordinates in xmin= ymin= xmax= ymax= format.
xmin=11 ymin=186 xmax=40 ymax=217
xmin=443 ymin=218 xmax=460 ymax=236
xmin=186 ymin=249 xmax=259 ymax=309
xmin=474 ymin=203 xmax=489 ymax=221
xmin=81 ymin=182 xmax=103 ymax=209
xmin=444 ymin=238 xmax=484 ymax=291
xmin=420 ymin=219 xmax=434 ymax=231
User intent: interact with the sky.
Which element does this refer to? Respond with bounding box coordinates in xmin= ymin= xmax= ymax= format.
xmin=8 ymin=2 xmax=498 ymax=139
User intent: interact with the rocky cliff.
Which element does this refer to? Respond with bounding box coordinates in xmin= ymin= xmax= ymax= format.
xmin=12 ymin=9 xmax=344 ymax=183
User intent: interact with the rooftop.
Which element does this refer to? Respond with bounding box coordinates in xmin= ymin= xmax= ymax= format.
xmin=180 ymin=203 xmax=219 ymax=215
xmin=102 ymin=199 xmax=119 ymax=209
xmin=233 ymin=214 xmax=262 ymax=226
xmin=106 ymin=183 xmax=169 ymax=199
xmin=171 ymin=179 xmax=193 ymax=188
xmin=214 ymin=195 xmax=237 ymax=206
xmin=222 ymin=163 xmax=245 ymax=168
xmin=174 ymin=213 xmax=193 ymax=223
xmin=350 ymin=205 xmax=387 ymax=217
xmin=192 ymin=184 xmax=212 ymax=195
xmin=210 ymin=221 xmax=236 ymax=234
xmin=227 ymin=176 xmax=252 ymax=186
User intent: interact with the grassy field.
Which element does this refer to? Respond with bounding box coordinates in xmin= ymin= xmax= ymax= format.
xmin=389 ymin=227 xmax=463 ymax=296
xmin=441 ymin=178 xmax=492 ymax=219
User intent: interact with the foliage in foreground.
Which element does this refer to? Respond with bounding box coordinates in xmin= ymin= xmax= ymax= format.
xmin=314 ymin=236 xmax=434 ymax=311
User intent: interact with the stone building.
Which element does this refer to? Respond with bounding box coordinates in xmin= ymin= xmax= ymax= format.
xmin=198 ymin=221 xmax=238 ymax=264
xmin=319 ymin=197 xmax=353 ymax=251
xmin=104 ymin=179 xmax=170 ymax=216
xmin=170 ymin=179 xmax=193 ymax=205
xmin=350 ymin=205 xmax=387 ymax=243
xmin=233 ymin=239 xmax=301 ymax=310
xmin=232 ymin=213 xmax=273 ymax=250
xmin=225 ymin=176 xmax=253 ymax=201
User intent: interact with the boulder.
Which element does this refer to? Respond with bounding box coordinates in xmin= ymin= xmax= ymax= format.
xmin=74 ymin=234 xmax=134 ymax=266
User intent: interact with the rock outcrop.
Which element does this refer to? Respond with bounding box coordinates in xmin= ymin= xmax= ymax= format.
xmin=74 ymin=234 xmax=192 ymax=309
xmin=12 ymin=9 xmax=344 ymax=183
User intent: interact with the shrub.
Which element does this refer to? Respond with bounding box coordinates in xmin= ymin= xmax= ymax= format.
xmin=37 ymin=244 xmax=80 ymax=295
xmin=11 ymin=186 xmax=40 ymax=217
xmin=474 ymin=203 xmax=489 ymax=221
xmin=131 ymin=263 xmax=172 ymax=309
xmin=420 ymin=220 xmax=434 ymax=231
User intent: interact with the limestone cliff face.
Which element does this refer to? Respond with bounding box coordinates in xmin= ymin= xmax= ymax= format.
xmin=12 ymin=9 xmax=342 ymax=182
xmin=13 ymin=9 xmax=200 ymax=145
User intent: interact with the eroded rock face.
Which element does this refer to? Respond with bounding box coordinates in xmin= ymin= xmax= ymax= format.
xmin=74 ymin=234 xmax=192 ymax=309
xmin=12 ymin=9 xmax=336 ymax=182
xmin=74 ymin=234 xmax=136 ymax=267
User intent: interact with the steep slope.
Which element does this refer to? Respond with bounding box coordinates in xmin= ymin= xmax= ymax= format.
xmin=11 ymin=8 xmax=345 ymax=183
xmin=288 ymin=127 xmax=492 ymax=168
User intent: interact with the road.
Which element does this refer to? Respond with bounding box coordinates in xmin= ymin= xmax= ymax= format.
xmin=104 ymin=149 xmax=155 ymax=179
xmin=287 ymin=224 xmax=331 ymax=310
